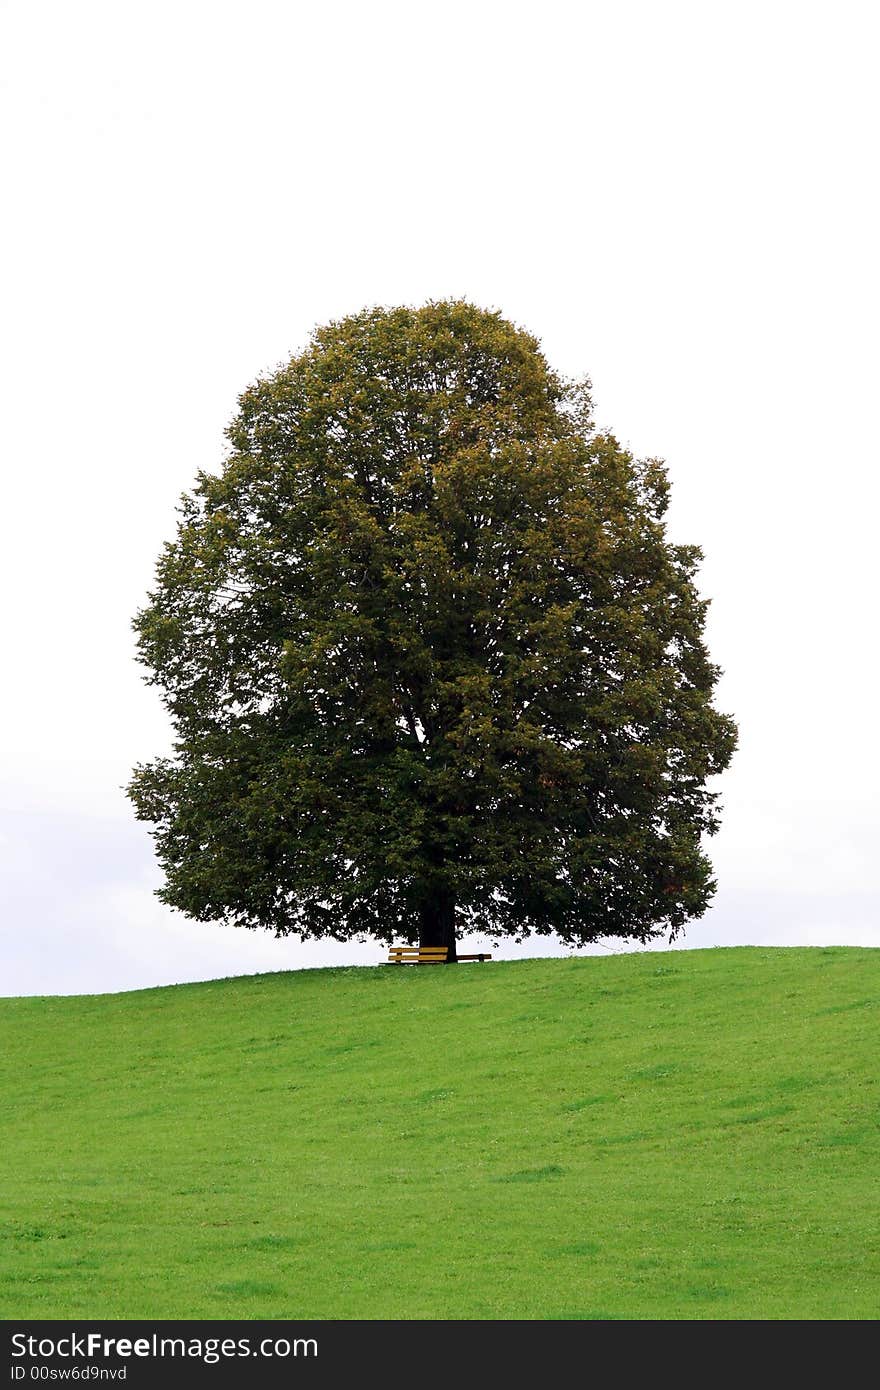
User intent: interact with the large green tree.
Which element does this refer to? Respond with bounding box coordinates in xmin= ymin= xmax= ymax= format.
xmin=128 ymin=302 xmax=737 ymax=960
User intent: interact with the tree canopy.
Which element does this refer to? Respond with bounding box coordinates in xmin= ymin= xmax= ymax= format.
xmin=128 ymin=301 xmax=737 ymax=958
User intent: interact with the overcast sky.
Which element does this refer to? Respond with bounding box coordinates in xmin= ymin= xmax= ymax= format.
xmin=2 ymin=1 xmax=878 ymax=996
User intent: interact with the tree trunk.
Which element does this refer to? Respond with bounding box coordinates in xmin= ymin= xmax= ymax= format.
xmin=418 ymin=891 xmax=457 ymax=962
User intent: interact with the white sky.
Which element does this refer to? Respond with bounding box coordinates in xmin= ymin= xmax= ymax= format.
xmin=2 ymin=1 xmax=878 ymax=995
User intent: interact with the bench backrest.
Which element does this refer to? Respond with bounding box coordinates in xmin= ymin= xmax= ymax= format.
xmin=387 ymin=945 xmax=449 ymax=963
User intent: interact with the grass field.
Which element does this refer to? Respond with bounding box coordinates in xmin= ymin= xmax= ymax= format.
xmin=1 ymin=946 xmax=878 ymax=1320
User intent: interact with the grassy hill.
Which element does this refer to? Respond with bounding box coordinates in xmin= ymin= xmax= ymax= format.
xmin=1 ymin=947 xmax=878 ymax=1320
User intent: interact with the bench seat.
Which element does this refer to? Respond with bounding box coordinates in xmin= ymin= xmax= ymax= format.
xmin=386 ymin=946 xmax=492 ymax=964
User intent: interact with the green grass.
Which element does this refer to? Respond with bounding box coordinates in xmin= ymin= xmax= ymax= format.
xmin=2 ymin=946 xmax=879 ymax=1320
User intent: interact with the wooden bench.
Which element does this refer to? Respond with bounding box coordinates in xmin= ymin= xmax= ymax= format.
xmin=387 ymin=946 xmax=492 ymax=964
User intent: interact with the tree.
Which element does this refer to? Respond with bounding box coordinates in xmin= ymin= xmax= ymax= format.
xmin=128 ymin=301 xmax=737 ymax=960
